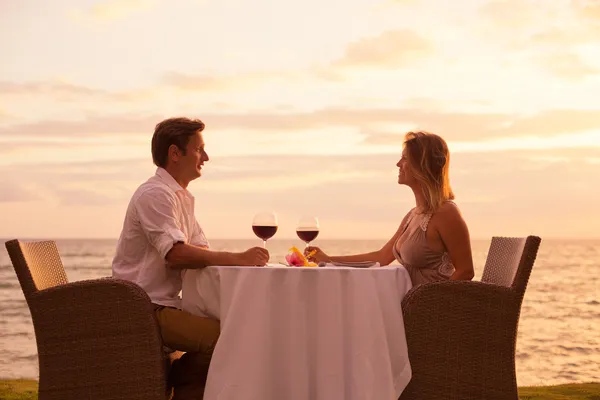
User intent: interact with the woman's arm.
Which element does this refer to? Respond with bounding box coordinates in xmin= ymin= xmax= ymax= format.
xmin=329 ymin=249 xmax=391 ymax=265
xmin=307 ymin=211 xmax=412 ymax=266
xmin=436 ymin=205 xmax=475 ymax=280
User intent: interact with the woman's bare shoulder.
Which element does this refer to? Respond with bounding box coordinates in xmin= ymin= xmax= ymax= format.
xmin=435 ymin=201 xmax=463 ymax=221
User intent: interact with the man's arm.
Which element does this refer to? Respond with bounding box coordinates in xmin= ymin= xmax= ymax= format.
xmin=134 ymin=188 xmax=269 ymax=267
xmin=165 ymin=242 xmax=268 ymax=269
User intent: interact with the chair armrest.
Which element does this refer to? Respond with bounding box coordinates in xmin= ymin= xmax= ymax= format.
xmin=402 ymin=280 xmax=519 ymax=348
xmin=402 ymin=279 xmax=517 ymax=318
xmin=29 ymin=278 xmax=166 ymax=399
xmin=31 ymin=277 xmax=160 ymax=340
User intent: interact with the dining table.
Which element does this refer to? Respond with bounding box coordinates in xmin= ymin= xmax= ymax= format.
xmin=181 ymin=264 xmax=414 ymax=400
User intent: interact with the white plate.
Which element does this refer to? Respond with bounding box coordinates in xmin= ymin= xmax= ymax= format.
xmin=265 ymin=263 xmax=289 ymax=268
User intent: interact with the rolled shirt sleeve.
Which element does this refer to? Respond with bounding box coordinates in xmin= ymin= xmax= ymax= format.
xmin=135 ymin=188 xmax=187 ymax=259
xmin=190 ymin=220 xmax=210 ymax=248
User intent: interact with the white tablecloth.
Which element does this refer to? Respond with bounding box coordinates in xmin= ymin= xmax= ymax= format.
xmin=182 ymin=266 xmax=413 ymax=400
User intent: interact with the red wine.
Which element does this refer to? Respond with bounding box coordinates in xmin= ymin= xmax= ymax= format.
xmin=297 ymin=230 xmax=319 ymax=243
xmin=252 ymin=225 xmax=278 ymax=241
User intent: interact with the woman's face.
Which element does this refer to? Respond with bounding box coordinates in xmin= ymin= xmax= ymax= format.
xmin=396 ymin=148 xmax=414 ymax=186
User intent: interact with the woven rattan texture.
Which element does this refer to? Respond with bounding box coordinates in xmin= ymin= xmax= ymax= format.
xmin=399 ymin=236 xmax=541 ymax=400
xmin=481 ymin=237 xmax=526 ymax=288
xmin=5 ymin=239 xmax=168 ymax=400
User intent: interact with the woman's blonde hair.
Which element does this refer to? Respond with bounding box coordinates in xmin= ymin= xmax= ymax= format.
xmin=403 ymin=131 xmax=454 ymax=213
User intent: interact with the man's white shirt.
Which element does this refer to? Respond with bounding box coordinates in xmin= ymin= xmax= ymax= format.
xmin=112 ymin=167 xmax=209 ymax=309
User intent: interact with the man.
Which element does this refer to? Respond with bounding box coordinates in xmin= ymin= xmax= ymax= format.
xmin=112 ymin=117 xmax=269 ymax=399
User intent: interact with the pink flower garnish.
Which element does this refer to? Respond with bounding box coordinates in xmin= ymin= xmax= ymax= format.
xmin=285 ymin=252 xmax=304 ymax=266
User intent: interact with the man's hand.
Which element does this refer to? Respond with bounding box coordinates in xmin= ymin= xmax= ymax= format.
xmin=237 ymin=247 xmax=270 ymax=266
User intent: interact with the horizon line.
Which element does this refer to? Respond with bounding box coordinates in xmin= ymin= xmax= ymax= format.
xmin=1 ymin=236 xmax=598 ymax=242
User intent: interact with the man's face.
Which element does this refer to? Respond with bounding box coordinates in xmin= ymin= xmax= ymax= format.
xmin=181 ymin=131 xmax=209 ymax=180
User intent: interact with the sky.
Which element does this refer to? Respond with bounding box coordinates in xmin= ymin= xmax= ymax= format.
xmin=1 ymin=0 xmax=600 ymax=240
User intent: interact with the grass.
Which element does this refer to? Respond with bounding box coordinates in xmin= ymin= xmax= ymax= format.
xmin=1 ymin=380 xmax=599 ymax=399
xmin=518 ymin=382 xmax=600 ymax=400
xmin=0 ymin=380 xmax=39 ymax=400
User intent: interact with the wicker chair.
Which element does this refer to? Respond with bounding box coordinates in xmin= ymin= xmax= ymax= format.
xmin=399 ymin=236 xmax=542 ymax=400
xmin=5 ymin=239 xmax=169 ymax=400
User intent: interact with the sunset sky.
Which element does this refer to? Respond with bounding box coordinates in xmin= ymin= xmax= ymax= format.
xmin=1 ymin=0 xmax=600 ymax=240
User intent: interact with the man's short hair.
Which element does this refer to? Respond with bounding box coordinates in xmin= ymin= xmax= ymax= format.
xmin=151 ymin=117 xmax=205 ymax=168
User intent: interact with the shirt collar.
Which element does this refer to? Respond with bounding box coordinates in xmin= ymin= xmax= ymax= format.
xmin=155 ymin=167 xmax=194 ymax=198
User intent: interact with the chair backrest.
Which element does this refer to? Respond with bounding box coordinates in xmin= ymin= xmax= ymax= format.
xmin=481 ymin=236 xmax=541 ymax=297
xmin=5 ymin=240 xmax=68 ymax=301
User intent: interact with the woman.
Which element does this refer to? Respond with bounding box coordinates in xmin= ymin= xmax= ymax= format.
xmin=306 ymin=131 xmax=474 ymax=286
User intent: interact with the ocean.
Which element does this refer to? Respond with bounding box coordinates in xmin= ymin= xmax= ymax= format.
xmin=0 ymin=238 xmax=598 ymax=386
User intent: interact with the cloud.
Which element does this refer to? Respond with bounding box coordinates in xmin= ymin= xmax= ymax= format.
xmin=478 ymin=0 xmax=542 ymax=29
xmin=334 ymin=30 xmax=433 ymax=68
xmin=2 ymin=149 xmax=599 ymax=239
xmin=199 ymin=154 xmax=397 ymax=194
xmin=3 ymin=107 xmax=600 ymax=144
xmin=538 ymin=52 xmax=599 ymax=81
xmin=310 ymin=68 xmax=346 ymax=82
xmin=70 ymin=0 xmax=161 ymax=22
xmin=161 ymin=72 xmax=248 ymax=92
xmin=0 ymin=81 xmax=152 ymax=102
xmin=0 ymin=75 xmax=261 ymax=105
xmin=0 ymin=108 xmax=14 ymax=122
xmin=529 ymin=26 xmax=600 ymax=47
xmin=0 ymin=81 xmax=103 ymax=97
xmin=204 ymin=108 xmax=506 ymax=137
xmin=363 ymin=130 xmax=600 ymax=153
xmin=361 ymin=108 xmax=600 ymax=142
xmin=0 ymin=154 xmax=395 ymax=211
xmin=474 ymin=0 xmax=600 ymax=55
xmin=361 ymin=132 xmax=405 ymax=146
xmin=7 ymin=147 xmax=600 ymax=185
xmin=578 ymin=0 xmax=600 ymax=20
xmin=0 ymin=159 xmax=150 ymax=207
xmin=0 ymin=180 xmax=42 ymax=203
xmin=0 ymin=109 xmax=487 ymax=139
xmin=478 ymin=0 xmax=600 ymax=53
xmin=0 ymin=115 xmax=159 ymax=138
xmin=50 ymin=187 xmax=124 ymax=206
xmin=0 ymin=66 xmax=344 ymax=107
xmin=0 ymin=141 xmax=70 ymax=157
xmin=497 ymin=109 xmax=600 ymax=137
xmin=161 ymin=65 xmax=346 ymax=92
xmin=0 ymin=31 xmax=430 ymax=108
xmin=161 ymin=70 xmax=304 ymax=92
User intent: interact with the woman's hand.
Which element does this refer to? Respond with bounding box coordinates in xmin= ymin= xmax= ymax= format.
xmin=304 ymin=246 xmax=331 ymax=263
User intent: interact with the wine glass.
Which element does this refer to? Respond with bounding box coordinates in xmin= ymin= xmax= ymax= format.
xmin=296 ymin=216 xmax=320 ymax=249
xmin=252 ymin=212 xmax=278 ymax=249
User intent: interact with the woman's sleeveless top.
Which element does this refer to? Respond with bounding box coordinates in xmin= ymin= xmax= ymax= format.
xmin=392 ymin=205 xmax=455 ymax=286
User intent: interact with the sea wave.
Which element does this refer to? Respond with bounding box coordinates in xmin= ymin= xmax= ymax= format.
xmin=61 ymin=252 xmax=109 ymax=258
xmin=1 ymin=332 xmax=33 ymax=338
xmin=1 ymin=310 xmax=31 ymax=319
xmin=67 ymin=266 xmax=112 ymax=272
xmin=556 ymin=346 xmax=595 ymax=355
xmin=10 ymin=354 xmax=38 ymax=362
xmin=0 ymin=238 xmax=599 ymax=385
